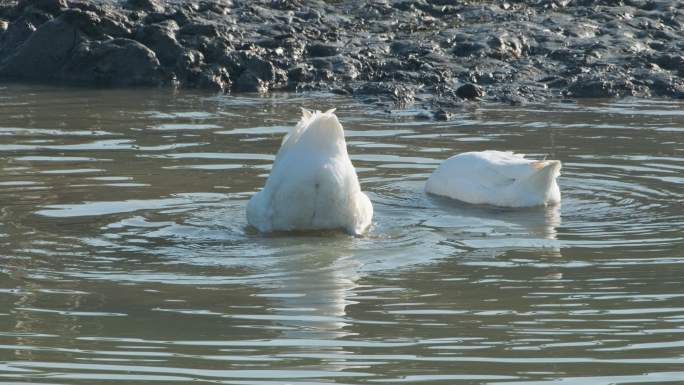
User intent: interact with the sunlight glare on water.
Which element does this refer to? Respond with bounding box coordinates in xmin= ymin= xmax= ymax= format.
xmin=0 ymin=85 xmax=683 ymax=385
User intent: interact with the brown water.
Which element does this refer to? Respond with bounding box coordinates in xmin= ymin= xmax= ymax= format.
xmin=0 ymin=84 xmax=683 ymax=385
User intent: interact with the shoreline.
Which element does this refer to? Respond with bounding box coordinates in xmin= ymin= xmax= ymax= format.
xmin=1 ymin=0 xmax=682 ymax=117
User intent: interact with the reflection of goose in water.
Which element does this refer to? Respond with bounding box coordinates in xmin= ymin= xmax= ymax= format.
xmin=253 ymin=242 xmax=359 ymax=340
xmin=372 ymin=174 xmax=562 ymax=248
xmin=8 ymin=279 xmax=99 ymax=361
xmin=423 ymin=194 xmax=562 ymax=247
xmin=10 ymin=284 xmax=41 ymax=362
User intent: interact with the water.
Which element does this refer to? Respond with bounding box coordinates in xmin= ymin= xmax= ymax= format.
xmin=0 ymin=84 xmax=683 ymax=385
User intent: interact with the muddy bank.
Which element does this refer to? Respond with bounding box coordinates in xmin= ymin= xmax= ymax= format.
xmin=0 ymin=0 xmax=682 ymax=111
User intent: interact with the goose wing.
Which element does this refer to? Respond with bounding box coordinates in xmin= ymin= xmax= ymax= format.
xmin=457 ymin=151 xmax=536 ymax=188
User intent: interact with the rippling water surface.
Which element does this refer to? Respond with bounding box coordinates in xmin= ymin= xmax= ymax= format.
xmin=0 ymin=84 xmax=683 ymax=385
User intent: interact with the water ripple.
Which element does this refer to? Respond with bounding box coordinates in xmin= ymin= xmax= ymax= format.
xmin=0 ymin=87 xmax=682 ymax=384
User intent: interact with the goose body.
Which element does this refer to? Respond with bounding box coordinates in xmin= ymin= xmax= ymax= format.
xmin=247 ymin=109 xmax=373 ymax=235
xmin=425 ymin=150 xmax=561 ymax=207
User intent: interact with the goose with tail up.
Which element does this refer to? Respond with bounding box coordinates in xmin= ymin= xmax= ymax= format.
xmin=247 ymin=108 xmax=373 ymax=235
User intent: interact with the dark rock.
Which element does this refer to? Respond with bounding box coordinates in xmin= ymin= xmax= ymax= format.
xmin=306 ymin=42 xmax=340 ymax=57
xmin=414 ymin=111 xmax=432 ymax=121
xmin=542 ymin=76 xmax=570 ymax=88
xmin=433 ymin=108 xmax=453 ymax=121
xmin=549 ymin=48 xmax=580 ymax=63
xmin=60 ymin=8 xmax=102 ymax=37
xmin=17 ymin=7 xmax=51 ymax=29
xmin=197 ymin=1 xmax=232 ymax=15
xmin=174 ymin=48 xmax=204 ymax=78
xmin=0 ymin=18 xmax=36 ymax=57
xmin=18 ymin=0 xmax=67 ymax=14
xmin=316 ymin=68 xmax=334 ymax=81
xmin=169 ymin=9 xmax=190 ymax=26
xmin=135 ymin=20 xmax=183 ymax=66
xmin=126 ymin=0 xmax=164 ymax=13
xmin=64 ymin=1 xmax=106 ymax=14
xmin=288 ymin=63 xmax=314 ymax=83
xmin=355 ymin=82 xmax=394 ymax=96
xmin=254 ymin=37 xmax=281 ymax=49
xmin=197 ymin=64 xmax=231 ymax=92
xmin=179 ymin=22 xmax=219 ymax=37
xmin=453 ymin=42 xmax=487 ymax=57
xmin=0 ymin=15 xmax=78 ymax=79
xmin=456 ymin=83 xmax=484 ymax=99
xmin=200 ymin=37 xmax=230 ymax=62
xmin=0 ymin=4 xmax=13 ymax=19
xmin=0 ymin=0 xmax=681 ymax=104
xmin=143 ymin=12 xmax=171 ymax=24
xmin=295 ymin=9 xmax=321 ymax=21
xmin=96 ymin=15 xmax=132 ymax=39
xmin=654 ymin=54 xmax=684 ymax=71
xmin=639 ymin=1 xmax=658 ymax=11
xmin=325 ymin=55 xmax=360 ymax=80
xmin=62 ymin=38 xmax=165 ymax=86
xmin=218 ymin=50 xmax=245 ymax=75
xmin=487 ymin=35 xmax=524 ymax=59
xmin=269 ymin=0 xmax=302 ymax=11
xmin=220 ymin=51 xmax=279 ymax=86
xmin=245 ymin=55 xmax=276 ymax=83
xmin=567 ymin=76 xmax=637 ymax=98
xmin=390 ymin=40 xmax=421 ymax=56
xmin=309 ymin=56 xmax=333 ymax=71
xmin=642 ymin=73 xmax=683 ymax=98
xmin=234 ymin=70 xmax=268 ymax=93
xmin=354 ymin=82 xmax=416 ymax=106
xmin=331 ymin=86 xmax=352 ymax=95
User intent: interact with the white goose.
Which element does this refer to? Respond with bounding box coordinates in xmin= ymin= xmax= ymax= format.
xmin=426 ymin=150 xmax=561 ymax=207
xmin=247 ymin=108 xmax=373 ymax=234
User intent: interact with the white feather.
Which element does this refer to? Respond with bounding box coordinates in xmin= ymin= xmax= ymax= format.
xmin=247 ymin=109 xmax=373 ymax=234
xmin=425 ymin=150 xmax=561 ymax=207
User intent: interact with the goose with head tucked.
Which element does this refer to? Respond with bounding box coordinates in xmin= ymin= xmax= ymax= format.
xmin=247 ymin=108 xmax=373 ymax=235
xmin=425 ymin=150 xmax=561 ymax=207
